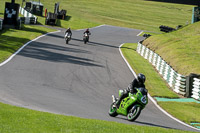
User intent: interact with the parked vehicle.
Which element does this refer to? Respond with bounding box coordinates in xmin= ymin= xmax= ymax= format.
xmin=109 ymin=87 xmax=148 ymax=121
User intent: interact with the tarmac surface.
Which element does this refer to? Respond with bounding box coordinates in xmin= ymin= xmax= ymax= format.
xmin=0 ymin=25 xmax=199 ymax=132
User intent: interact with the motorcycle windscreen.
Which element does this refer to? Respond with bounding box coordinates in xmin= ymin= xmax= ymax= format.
xmin=138 ymin=87 xmax=148 ymax=96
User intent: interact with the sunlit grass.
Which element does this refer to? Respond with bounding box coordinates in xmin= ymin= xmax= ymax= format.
xmin=143 ymin=22 xmax=200 ymax=75
xmin=0 ymin=25 xmax=55 ymax=63
xmin=0 ymin=102 xmax=194 ymax=133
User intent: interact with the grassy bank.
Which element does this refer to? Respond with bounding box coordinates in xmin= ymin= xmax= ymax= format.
xmin=1 ymin=0 xmax=193 ymax=32
xmin=121 ymin=43 xmax=200 ymax=127
xmin=0 ymin=102 xmax=194 ymax=133
xmin=142 ymin=21 xmax=200 ymax=75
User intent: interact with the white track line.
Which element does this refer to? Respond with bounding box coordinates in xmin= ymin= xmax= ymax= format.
xmin=119 ymin=43 xmax=200 ymax=131
xmin=0 ymin=30 xmax=61 ymax=67
xmin=137 ymin=31 xmax=143 ymax=36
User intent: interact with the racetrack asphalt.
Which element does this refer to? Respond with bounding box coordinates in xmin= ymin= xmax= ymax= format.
xmin=0 ymin=25 xmax=198 ymax=132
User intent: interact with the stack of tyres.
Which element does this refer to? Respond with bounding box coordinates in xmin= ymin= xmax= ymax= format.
xmin=159 ymin=25 xmax=176 ymax=33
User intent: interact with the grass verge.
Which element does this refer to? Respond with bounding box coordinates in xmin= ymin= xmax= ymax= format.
xmin=0 ymin=102 xmax=194 ymax=133
xmin=121 ymin=43 xmax=178 ymax=98
xmin=121 ymin=43 xmax=200 ymax=127
xmin=0 ymin=25 xmax=56 ymax=63
xmin=158 ymin=102 xmax=200 ymax=125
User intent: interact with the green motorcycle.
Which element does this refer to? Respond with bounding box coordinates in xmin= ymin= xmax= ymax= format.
xmin=109 ymin=87 xmax=148 ymax=121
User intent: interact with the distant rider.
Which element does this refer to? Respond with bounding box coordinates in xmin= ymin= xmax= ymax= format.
xmin=115 ymin=73 xmax=146 ymax=108
xmin=83 ymin=28 xmax=91 ymax=41
xmin=65 ymin=28 xmax=72 ymax=38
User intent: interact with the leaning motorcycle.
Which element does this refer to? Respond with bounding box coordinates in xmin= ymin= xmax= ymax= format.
xmin=64 ymin=32 xmax=71 ymax=44
xmin=108 ymin=87 xmax=148 ymax=121
xmin=83 ymin=33 xmax=89 ymax=44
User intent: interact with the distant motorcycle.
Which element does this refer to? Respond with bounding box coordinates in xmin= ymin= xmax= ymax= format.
xmin=83 ymin=33 xmax=90 ymax=44
xmin=109 ymin=87 xmax=148 ymax=121
xmin=64 ymin=32 xmax=72 ymax=44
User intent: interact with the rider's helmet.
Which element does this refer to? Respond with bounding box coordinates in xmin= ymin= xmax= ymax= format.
xmin=86 ymin=28 xmax=89 ymax=31
xmin=137 ymin=73 xmax=146 ymax=84
xmin=67 ymin=27 xmax=71 ymax=30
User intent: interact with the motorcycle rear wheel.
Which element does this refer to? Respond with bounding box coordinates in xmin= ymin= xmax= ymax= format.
xmin=127 ymin=105 xmax=141 ymax=121
xmin=108 ymin=103 xmax=118 ymax=117
xmin=66 ymin=39 xmax=69 ymax=44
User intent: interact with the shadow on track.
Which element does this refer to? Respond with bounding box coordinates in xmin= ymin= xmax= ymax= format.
xmin=115 ymin=116 xmax=178 ymax=130
xmin=46 ymin=34 xmax=65 ymax=39
xmin=71 ymin=38 xmax=118 ymax=49
xmin=134 ymin=121 xmax=178 ymax=130
xmin=18 ymin=42 xmax=103 ymax=67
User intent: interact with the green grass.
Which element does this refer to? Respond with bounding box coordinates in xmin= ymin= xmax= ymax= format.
xmin=158 ymin=102 xmax=200 ymax=125
xmin=142 ymin=21 xmax=200 ymax=75
xmin=1 ymin=0 xmax=193 ymax=32
xmin=36 ymin=15 xmax=99 ymax=30
xmin=0 ymin=102 xmax=194 ymax=133
xmin=0 ymin=25 xmax=56 ymax=63
xmin=121 ymin=43 xmax=200 ymax=127
xmin=121 ymin=43 xmax=179 ymax=98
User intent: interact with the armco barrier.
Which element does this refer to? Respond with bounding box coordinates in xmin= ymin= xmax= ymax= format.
xmin=137 ymin=42 xmax=186 ymax=96
xmin=19 ymin=7 xmax=37 ymax=24
xmin=0 ymin=19 xmax=3 ymax=30
xmin=192 ymin=78 xmax=200 ymax=100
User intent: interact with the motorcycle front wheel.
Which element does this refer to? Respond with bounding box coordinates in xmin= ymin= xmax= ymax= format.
xmin=108 ymin=103 xmax=118 ymax=117
xmin=127 ymin=105 xmax=141 ymax=121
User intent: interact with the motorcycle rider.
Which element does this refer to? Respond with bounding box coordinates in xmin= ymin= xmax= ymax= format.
xmin=65 ymin=27 xmax=72 ymax=38
xmin=83 ymin=28 xmax=91 ymax=41
xmin=115 ymin=73 xmax=146 ymax=108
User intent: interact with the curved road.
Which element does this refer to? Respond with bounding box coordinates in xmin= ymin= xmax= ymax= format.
xmin=0 ymin=25 xmax=198 ymax=132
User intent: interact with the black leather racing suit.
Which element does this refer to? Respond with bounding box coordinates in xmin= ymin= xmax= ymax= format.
xmin=65 ymin=29 xmax=72 ymax=36
xmin=116 ymin=78 xmax=145 ymax=107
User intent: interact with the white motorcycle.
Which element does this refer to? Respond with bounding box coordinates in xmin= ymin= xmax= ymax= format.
xmin=64 ymin=32 xmax=72 ymax=44
xmin=83 ymin=33 xmax=90 ymax=44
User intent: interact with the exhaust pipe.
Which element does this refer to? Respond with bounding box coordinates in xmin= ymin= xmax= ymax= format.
xmin=112 ymin=95 xmax=116 ymax=103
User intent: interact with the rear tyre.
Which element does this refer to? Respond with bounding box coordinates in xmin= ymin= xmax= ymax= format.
xmin=127 ymin=105 xmax=141 ymax=121
xmin=84 ymin=39 xmax=87 ymax=44
xmin=108 ymin=103 xmax=118 ymax=117
xmin=66 ymin=39 xmax=69 ymax=44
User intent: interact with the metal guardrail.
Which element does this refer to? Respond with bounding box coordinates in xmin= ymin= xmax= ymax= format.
xmin=137 ymin=42 xmax=186 ymax=96
xmin=192 ymin=78 xmax=200 ymax=100
xmin=0 ymin=19 xmax=3 ymax=30
xmin=19 ymin=7 xmax=37 ymax=24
